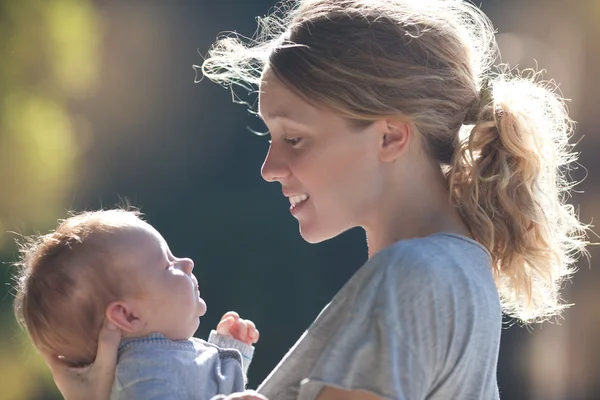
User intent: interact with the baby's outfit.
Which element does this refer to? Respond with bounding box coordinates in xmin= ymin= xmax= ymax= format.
xmin=110 ymin=330 xmax=254 ymax=400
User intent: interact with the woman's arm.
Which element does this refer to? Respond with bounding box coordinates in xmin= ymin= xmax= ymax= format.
xmin=40 ymin=320 xmax=121 ymax=400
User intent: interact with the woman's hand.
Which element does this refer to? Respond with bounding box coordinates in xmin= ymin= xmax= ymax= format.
xmin=212 ymin=390 xmax=268 ymax=400
xmin=216 ymin=311 xmax=259 ymax=345
xmin=40 ymin=320 xmax=121 ymax=400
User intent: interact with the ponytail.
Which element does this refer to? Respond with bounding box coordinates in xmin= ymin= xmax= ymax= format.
xmin=449 ymin=71 xmax=588 ymax=323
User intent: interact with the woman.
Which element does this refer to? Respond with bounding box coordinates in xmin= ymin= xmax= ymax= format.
xmin=42 ymin=0 xmax=587 ymax=399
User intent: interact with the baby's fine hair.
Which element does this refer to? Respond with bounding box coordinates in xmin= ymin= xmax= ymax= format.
xmin=201 ymin=0 xmax=588 ymax=323
xmin=13 ymin=209 xmax=145 ymax=366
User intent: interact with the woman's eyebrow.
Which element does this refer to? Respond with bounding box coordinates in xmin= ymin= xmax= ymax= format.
xmin=258 ymin=108 xmax=292 ymax=120
xmin=259 ymin=112 xmax=314 ymax=133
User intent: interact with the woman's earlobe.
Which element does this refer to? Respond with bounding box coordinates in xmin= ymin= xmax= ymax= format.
xmin=105 ymin=301 xmax=145 ymax=334
xmin=379 ymin=119 xmax=411 ymax=163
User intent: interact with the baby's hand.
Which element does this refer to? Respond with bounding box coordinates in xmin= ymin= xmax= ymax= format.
xmin=216 ymin=311 xmax=259 ymax=346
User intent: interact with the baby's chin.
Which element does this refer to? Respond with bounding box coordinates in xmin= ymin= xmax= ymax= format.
xmin=192 ymin=307 xmax=206 ymax=332
xmin=178 ymin=319 xmax=201 ymax=340
xmin=197 ymin=297 xmax=207 ymax=317
xmin=180 ymin=300 xmax=206 ymax=338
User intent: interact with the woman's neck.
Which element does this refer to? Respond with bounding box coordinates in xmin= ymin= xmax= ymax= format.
xmin=363 ymin=168 xmax=471 ymax=258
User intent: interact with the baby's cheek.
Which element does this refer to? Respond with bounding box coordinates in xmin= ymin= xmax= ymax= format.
xmin=182 ymin=284 xmax=197 ymax=307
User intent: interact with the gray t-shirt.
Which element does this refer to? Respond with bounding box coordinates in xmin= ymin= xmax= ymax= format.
xmin=257 ymin=233 xmax=502 ymax=400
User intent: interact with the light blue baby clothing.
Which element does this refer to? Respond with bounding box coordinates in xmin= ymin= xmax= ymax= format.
xmin=257 ymin=233 xmax=502 ymax=400
xmin=110 ymin=330 xmax=254 ymax=400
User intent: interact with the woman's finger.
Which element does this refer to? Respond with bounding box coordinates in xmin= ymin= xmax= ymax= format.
xmin=36 ymin=320 xmax=120 ymax=400
xmin=39 ymin=350 xmax=65 ymax=375
xmin=220 ymin=391 xmax=268 ymax=399
xmin=93 ymin=321 xmax=121 ymax=375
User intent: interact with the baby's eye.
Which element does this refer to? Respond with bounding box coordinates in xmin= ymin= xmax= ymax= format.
xmin=284 ymin=137 xmax=303 ymax=146
xmin=165 ymin=262 xmax=175 ymax=270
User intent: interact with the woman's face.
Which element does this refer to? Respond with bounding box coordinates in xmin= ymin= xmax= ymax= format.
xmin=258 ymin=72 xmax=386 ymax=243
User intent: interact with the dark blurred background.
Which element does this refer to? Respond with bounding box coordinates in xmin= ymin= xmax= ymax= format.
xmin=0 ymin=0 xmax=598 ymax=399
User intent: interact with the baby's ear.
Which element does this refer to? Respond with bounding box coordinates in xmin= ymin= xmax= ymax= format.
xmin=105 ymin=301 xmax=145 ymax=334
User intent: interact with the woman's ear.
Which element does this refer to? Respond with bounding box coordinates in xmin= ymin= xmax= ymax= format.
xmin=378 ymin=118 xmax=411 ymax=163
xmin=105 ymin=300 xmax=145 ymax=334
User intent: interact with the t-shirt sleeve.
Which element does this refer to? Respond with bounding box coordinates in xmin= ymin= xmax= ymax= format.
xmin=297 ymin=309 xmax=429 ymax=400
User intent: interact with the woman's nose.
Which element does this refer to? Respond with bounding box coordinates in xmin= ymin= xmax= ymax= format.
xmin=261 ymin=146 xmax=290 ymax=183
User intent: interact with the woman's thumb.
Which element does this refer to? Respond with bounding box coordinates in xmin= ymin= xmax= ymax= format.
xmin=94 ymin=321 xmax=121 ymax=370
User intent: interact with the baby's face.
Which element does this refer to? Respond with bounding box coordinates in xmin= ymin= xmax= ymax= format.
xmin=115 ymin=222 xmax=207 ymax=340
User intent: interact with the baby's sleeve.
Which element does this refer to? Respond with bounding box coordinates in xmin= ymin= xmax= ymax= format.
xmin=296 ymin=310 xmax=429 ymax=400
xmin=208 ymin=330 xmax=255 ymax=375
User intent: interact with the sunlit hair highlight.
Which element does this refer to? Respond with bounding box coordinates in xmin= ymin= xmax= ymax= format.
xmin=200 ymin=0 xmax=588 ymax=322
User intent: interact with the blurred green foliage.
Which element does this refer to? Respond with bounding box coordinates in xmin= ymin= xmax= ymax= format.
xmin=0 ymin=0 xmax=103 ymax=398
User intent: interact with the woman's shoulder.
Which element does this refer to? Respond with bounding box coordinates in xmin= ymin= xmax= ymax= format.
xmin=368 ymin=232 xmax=489 ymax=273
xmin=346 ymin=233 xmax=495 ymax=307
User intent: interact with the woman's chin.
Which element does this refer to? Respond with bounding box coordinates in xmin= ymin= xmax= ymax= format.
xmin=299 ymin=225 xmax=337 ymax=244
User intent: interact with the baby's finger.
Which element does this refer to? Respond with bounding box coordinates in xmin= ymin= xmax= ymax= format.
xmin=221 ymin=311 xmax=240 ymax=323
xmin=246 ymin=320 xmax=256 ymax=332
xmin=216 ymin=316 xmax=235 ymax=336
xmin=250 ymin=329 xmax=260 ymax=343
xmin=246 ymin=320 xmax=258 ymax=343
xmin=233 ymin=319 xmax=248 ymax=341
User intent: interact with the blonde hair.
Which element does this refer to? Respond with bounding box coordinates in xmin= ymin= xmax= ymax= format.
xmin=13 ymin=209 xmax=145 ymax=366
xmin=200 ymin=0 xmax=588 ymax=323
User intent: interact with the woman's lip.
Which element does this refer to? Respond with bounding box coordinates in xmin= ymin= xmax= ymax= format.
xmin=290 ymin=197 xmax=309 ymax=215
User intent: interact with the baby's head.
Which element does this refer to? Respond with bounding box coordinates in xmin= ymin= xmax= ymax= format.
xmin=13 ymin=209 xmax=206 ymax=367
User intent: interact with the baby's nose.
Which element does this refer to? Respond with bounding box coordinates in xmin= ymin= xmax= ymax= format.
xmin=180 ymin=258 xmax=194 ymax=274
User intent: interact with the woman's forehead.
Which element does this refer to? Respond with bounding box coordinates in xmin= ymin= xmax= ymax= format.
xmin=259 ymin=78 xmax=324 ymax=125
xmin=259 ymin=75 xmax=294 ymax=116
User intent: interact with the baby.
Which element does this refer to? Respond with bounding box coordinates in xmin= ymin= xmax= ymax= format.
xmin=13 ymin=209 xmax=259 ymax=400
